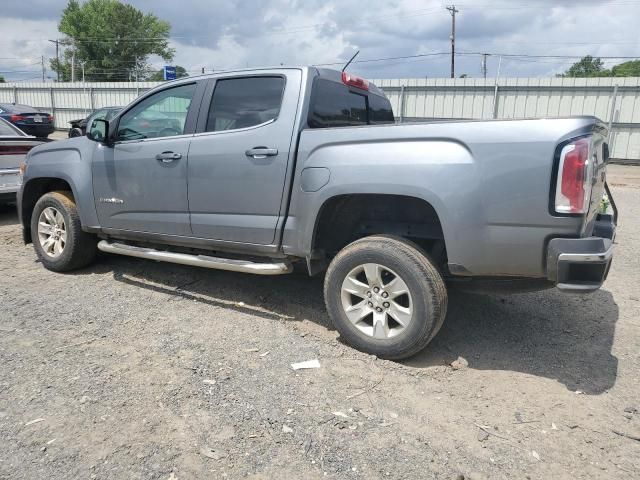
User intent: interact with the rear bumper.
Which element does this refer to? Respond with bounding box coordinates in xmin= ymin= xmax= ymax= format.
xmin=0 ymin=191 xmax=17 ymax=203
xmin=0 ymin=169 xmax=20 ymax=202
xmin=546 ymin=214 xmax=616 ymax=293
xmin=16 ymin=124 xmax=55 ymax=137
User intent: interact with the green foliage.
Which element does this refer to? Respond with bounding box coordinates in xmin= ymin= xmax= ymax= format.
xmin=561 ymin=56 xmax=640 ymax=78
xmin=146 ymin=65 xmax=189 ymax=81
xmin=610 ymin=60 xmax=640 ymax=77
xmin=0 ymin=75 xmax=5 ymax=83
xmin=51 ymin=0 xmax=174 ymax=82
xmin=560 ymin=56 xmax=609 ymax=78
xmin=600 ymin=194 xmax=611 ymax=214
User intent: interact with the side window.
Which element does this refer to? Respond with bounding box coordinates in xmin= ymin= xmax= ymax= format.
xmin=206 ymin=76 xmax=285 ymax=132
xmin=87 ymin=109 xmax=107 ymax=128
xmin=0 ymin=120 xmax=17 ymax=135
xmin=308 ymin=79 xmax=368 ymax=128
xmin=105 ymin=109 xmax=120 ymax=121
xmin=369 ymin=94 xmax=395 ymax=124
xmin=117 ymin=83 xmax=196 ymax=141
xmin=92 ymin=109 xmax=109 ymax=120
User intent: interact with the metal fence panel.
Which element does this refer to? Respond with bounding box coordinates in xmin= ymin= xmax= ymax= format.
xmin=375 ymin=77 xmax=640 ymax=161
xmin=0 ymin=82 xmax=161 ymax=131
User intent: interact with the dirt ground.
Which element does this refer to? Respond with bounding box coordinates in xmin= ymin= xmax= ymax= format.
xmin=1 ymin=173 xmax=639 ymax=480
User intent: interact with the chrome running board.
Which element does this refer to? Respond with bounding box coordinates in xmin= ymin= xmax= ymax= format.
xmin=97 ymin=240 xmax=292 ymax=275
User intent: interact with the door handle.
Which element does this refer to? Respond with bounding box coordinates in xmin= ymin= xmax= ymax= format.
xmin=155 ymin=151 xmax=182 ymax=163
xmin=245 ymin=147 xmax=278 ymax=159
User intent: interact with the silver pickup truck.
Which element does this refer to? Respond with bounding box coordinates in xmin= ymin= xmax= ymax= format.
xmin=18 ymin=67 xmax=617 ymax=359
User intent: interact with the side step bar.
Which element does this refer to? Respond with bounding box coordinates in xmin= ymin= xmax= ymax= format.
xmin=97 ymin=240 xmax=292 ymax=275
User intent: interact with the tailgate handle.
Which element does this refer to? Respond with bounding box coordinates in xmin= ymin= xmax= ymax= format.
xmin=245 ymin=147 xmax=278 ymax=159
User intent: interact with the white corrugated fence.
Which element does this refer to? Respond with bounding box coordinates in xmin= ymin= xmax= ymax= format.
xmin=0 ymin=77 xmax=638 ymax=161
xmin=374 ymin=76 xmax=640 ymax=162
xmin=0 ymin=81 xmax=161 ymax=131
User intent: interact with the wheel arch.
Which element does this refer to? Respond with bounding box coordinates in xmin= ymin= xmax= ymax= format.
xmin=308 ymin=193 xmax=449 ymax=275
xmin=20 ymin=176 xmax=78 ymax=244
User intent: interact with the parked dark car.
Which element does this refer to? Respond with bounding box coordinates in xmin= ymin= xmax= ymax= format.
xmin=68 ymin=107 xmax=122 ymax=137
xmin=0 ymin=103 xmax=55 ymax=138
xmin=0 ymin=118 xmax=45 ymax=204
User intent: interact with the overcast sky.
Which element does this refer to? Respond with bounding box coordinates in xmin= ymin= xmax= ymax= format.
xmin=2 ymin=0 xmax=640 ymax=82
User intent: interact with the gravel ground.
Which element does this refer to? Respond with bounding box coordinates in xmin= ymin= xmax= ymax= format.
xmin=1 ymin=181 xmax=639 ymax=479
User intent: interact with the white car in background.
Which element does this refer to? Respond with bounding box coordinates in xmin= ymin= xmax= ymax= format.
xmin=0 ymin=118 xmax=46 ymax=205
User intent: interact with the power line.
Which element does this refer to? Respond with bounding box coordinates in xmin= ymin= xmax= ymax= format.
xmin=458 ymin=51 xmax=640 ymax=59
xmin=314 ymin=52 xmax=451 ymax=67
xmin=453 ymin=1 xmax=640 ymax=9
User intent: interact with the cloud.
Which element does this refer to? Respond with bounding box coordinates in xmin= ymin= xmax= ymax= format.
xmin=1 ymin=0 xmax=639 ymax=81
xmin=0 ymin=18 xmax=59 ymax=81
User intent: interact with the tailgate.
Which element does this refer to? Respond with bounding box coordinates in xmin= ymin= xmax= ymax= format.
xmin=581 ymin=132 xmax=609 ymax=237
xmin=0 ymin=138 xmax=42 ymax=169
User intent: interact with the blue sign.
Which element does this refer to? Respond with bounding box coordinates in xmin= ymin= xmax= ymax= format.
xmin=163 ymin=66 xmax=177 ymax=81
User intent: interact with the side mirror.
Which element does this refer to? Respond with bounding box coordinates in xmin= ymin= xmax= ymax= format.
xmin=87 ymin=118 xmax=110 ymax=145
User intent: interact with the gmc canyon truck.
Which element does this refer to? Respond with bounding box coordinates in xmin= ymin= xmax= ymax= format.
xmin=18 ymin=67 xmax=617 ymax=359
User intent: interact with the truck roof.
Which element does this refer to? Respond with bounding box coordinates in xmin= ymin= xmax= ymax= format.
xmin=163 ymin=66 xmax=387 ymax=97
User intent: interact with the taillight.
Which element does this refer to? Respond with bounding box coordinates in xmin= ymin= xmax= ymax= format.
xmin=0 ymin=145 xmax=33 ymax=155
xmin=342 ymin=71 xmax=369 ymax=90
xmin=554 ymin=137 xmax=592 ymax=214
xmin=10 ymin=115 xmax=25 ymax=122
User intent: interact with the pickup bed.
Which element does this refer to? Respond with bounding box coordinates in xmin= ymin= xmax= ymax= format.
xmin=18 ymin=66 xmax=617 ymax=359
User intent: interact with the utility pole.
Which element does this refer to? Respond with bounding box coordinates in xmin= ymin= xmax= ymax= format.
xmin=41 ymin=55 xmax=45 ymax=82
xmin=481 ymin=53 xmax=489 ymax=79
xmin=48 ymin=39 xmax=60 ymax=82
xmin=446 ymin=5 xmax=459 ymax=79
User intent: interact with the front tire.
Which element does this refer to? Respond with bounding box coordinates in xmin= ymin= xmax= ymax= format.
xmin=31 ymin=191 xmax=97 ymax=272
xmin=324 ymin=235 xmax=447 ymax=360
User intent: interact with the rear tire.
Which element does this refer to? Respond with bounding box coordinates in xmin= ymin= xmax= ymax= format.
xmin=324 ymin=235 xmax=448 ymax=360
xmin=31 ymin=191 xmax=97 ymax=272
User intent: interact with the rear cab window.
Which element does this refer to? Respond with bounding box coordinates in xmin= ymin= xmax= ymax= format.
xmin=307 ymin=74 xmax=395 ymax=128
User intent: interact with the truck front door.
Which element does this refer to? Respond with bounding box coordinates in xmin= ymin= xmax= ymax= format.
xmin=92 ymin=82 xmax=202 ymax=236
xmin=187 ymin=71 xmax=301 ymax=245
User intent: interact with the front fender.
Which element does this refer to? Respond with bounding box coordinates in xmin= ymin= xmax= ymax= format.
xmin=21 ymin=137 xmax=99 ymax=229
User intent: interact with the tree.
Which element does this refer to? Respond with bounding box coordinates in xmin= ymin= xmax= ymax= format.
xmin=560 ymin=56 xmax=640 ymax=78
xmin=146 ymin=65 xmax=189 ymax=81
xmin=51 ymin=0 xmax=174 ymax=82
xmin=0 ymin=75 xmax=5 ymax=83
xmin=560 ymin=56 xmax=609 ymax=78
xmin=610 ymin=60 xmax=640 ymax=77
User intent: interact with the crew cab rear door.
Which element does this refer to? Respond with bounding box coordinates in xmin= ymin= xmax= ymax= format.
xmin=187 ymin=70 xmax=302 ymax=245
